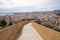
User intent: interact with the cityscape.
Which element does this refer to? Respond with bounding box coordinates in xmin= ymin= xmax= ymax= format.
xmin=0 ymin=11 xmax=60 ymax=31
xmin=0 ymin=0 xmax=60 ymax=40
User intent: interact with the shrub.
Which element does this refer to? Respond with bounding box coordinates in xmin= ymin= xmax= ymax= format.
xmin=31 ymin=19 xmax=34 ymax=20
xmin=56 ymin=13 xmax=60 ymax=16
xmin=27 ymin=19 xmax=30 ymax=21
xmin=22 ymin=19 xmax=25 ymax=21
xmin=34 ymin=19 xmax=42 ymax=24
xmin=34 ymin=21 xmax=41 ymax=24
xmin=9 ymin=22 xmax=13 ymax=26
xmin=43 ymin=24 xmax=54 ymax=29
xmin=0 ymin=20 xmax=7 ymax=27
xmin=54 ymin=28 xmax=60 ymax=32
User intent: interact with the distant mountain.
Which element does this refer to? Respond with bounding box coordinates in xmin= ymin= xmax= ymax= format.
xmin=54 ymin=10 xmax=60 ymax=12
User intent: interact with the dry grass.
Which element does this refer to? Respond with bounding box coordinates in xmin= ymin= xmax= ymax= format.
xmin=31 ymin=21 xmax=60 ymax=40
xmin=0 ymin=21 xmax=25 ymax=40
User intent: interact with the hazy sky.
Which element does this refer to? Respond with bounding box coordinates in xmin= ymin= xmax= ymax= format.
xmin=0 ymin=0 xmax=60 ymax=13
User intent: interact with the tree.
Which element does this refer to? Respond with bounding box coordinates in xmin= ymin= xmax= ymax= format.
xmin=34 ymin=19 xmax=42 ymax=24
xmin=22 ymin=19 xmax=25 ymax=21
xmin=9 ymin=22 xmax=13 ymax=26
xmin=0 ymin=20 xmax=7 ymax=27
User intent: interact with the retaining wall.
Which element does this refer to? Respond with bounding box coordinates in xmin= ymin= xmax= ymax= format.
xmin=32 ymin=21 xmax=60 ymax=40
xmin=0 ymin=21 xmax=25 ymax=40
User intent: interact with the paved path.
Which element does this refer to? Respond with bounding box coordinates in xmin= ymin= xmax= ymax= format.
xmin=16 ymin=23 xmax=43 ymax=40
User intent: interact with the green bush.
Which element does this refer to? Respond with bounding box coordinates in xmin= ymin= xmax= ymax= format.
xmin=34 ymin=21 xmax=41 ymax=24
xmin=34 ymin=19 xmax=42 ymax=24
xmin=56 ymin=13 xmax=60 ymax=16
xmin=31 ymin=19 xmax=34 ymax=20
xmin=0 ymin=20 xmax=7 ymax=27
xmin=22 ymin=19 xmax=25 ymax=21
xmin=54 ymin=28 xmax=60 ymax=32
xmin=43 ymin=24 xmax=54 ymax=29
xmin=27 ymin=19 xmax=30 ymax=21
xmin=9 ymin=22 xmax=13 ymax=26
